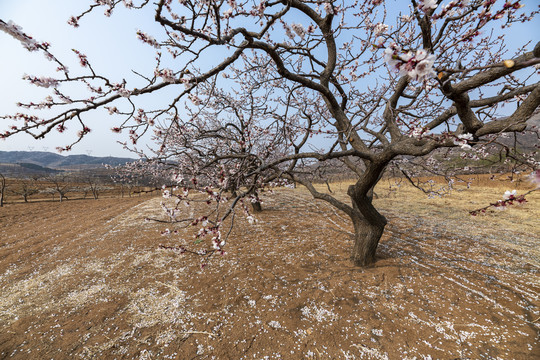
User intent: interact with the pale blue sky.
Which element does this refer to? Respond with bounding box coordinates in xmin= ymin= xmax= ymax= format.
xmin=0 ymin=1 xmax=539 ymax=157
xmin=0 ymin=0 xmax=159 ymax=157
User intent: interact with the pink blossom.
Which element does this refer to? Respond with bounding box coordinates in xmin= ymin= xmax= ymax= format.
xmin=189 ymin=94 xmax=201 ymax=105
xmin=72 ymin=49 xmax=89 ymax=67
xmin=113 ymin=83 xmax=131 ymax=97
xmin=67 ymin=16 xmax=80 ymax=28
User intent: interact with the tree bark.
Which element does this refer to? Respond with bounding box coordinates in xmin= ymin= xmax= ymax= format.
xmin=251 ymin=200 xmax=262 ymax=212
xmin=350 ymin=214 xmax=386 ymax=266
xmin=348 ymin=184 xmax=387 ymax=266
xmin=251 ymin=190 xmax=262 ymax=212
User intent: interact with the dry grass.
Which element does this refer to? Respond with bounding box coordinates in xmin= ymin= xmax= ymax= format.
xmin=324 ymin=173 xmax=540 ymax=256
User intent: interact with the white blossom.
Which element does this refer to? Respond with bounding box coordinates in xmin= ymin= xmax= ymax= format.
xmin=156 ymin=68 xmax=176 ymax=83
xmin=291 ymin=23 xmax=306 ymax=40
xmin=223 ymin=8 xmax=233 ymax=18
xmin=411 ymin=126 xmax=430 ymax=139
xmin=323 ymin=2 xmax=333 ymax=14
xmin=117 ymin=88 xmax=131 ymax=97
xmin=268 ymin=320 xmax=281 ymax=329
xmin=454 ymin=133 xmax=473 ymax=150
xmin=383 ymin=44 xmax=402 ymax=70
xmin=0 ymin=20 xmax=39 ymax=51
xmin=408 ymin=49 xmax=436 ymax=80
xmin=502 ymin=190 xmax=517 ymax=200
xmin=136 ymin=30 xmax=160 ymax=48
xmin=22 ymin=74 xmax=59 ymax=88
xmin=401 ymin=15 xmax=413 ymax=22
xmin=529 ymin=170 xmax=540 ymax=188
xmin=373 ymin=23 xmax=389 ymax=36
xmin=418 ymin=0 xmax=438 ymax=12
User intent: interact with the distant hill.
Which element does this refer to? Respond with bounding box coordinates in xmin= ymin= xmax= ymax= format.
xmin=493 ymin=113 xmax=540 ymax=153
xmin=0 ymin=151 xmax=136 ymax=170
xmin=18 ymin=162 xmax=63 ymax=173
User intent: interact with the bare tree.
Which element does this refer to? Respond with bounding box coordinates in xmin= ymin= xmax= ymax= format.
xmin=1 ymin=1 xmax=539 ymax=265
xmin=43 ymin=174 xmax=72 ymax=203
xmin=0 ymin=173 xmax=5 ymax=207
xmin=80 ymin=174 xmax=109 ymax=200
xmin=9 ymin=177 xmax=40 ymax=203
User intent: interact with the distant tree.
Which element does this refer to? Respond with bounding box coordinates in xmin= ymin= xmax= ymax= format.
xmin=147 ymin=78 xmax=286 ymax=213
xmin=79 ymin=174 xmax=108 ymax=200
xmin=10 ymin=177 xmax=40 ymax=203
xmin=1 ymin=1 xmax=539 ymax=265
xmin=43 ymin=175 xmax=72 ymax=203
xmin=0 ymin=173 xmax=6 ymax=207
xmin=109 ymin=162 xmax=148 ymax=198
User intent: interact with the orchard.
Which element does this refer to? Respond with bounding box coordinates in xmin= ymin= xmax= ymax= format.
xmin=1 ymin=0 xmax=539 ymax=266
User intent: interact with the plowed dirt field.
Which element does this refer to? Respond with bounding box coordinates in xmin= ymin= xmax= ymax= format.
xmin=1 ymin=187 xmax=539 ymax=359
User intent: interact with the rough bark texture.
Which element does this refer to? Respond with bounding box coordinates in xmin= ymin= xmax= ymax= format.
xmin=351 ymin=215 xmax=387 ymax=266
xmin=349 ymin=194 xmax=387 ymax=266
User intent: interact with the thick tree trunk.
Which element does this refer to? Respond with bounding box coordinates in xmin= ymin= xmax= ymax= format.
xmin=251 ymin=190 xmax=262 ymax=212
xmin=348 ymin=184 xmax=387 ymax=266
xmin=251 ymin=200 xmax=262 ymax=212
xmin=350 ymin=215 xmax=386 ymax=266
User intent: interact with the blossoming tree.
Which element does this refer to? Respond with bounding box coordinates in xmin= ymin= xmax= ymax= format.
xmin=1 ymin=0 xmax=539 ymax=265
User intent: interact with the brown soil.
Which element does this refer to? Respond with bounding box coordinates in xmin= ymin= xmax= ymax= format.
xmin=0 ymin=187 xmax=539 ymax=359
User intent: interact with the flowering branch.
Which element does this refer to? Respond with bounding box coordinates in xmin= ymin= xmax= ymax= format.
xmin=469 ymin=187 xmax=539 ymax=215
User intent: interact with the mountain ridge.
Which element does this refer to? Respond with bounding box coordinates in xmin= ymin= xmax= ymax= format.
xmin=0 ymin=150 xmax=136 ymax=169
